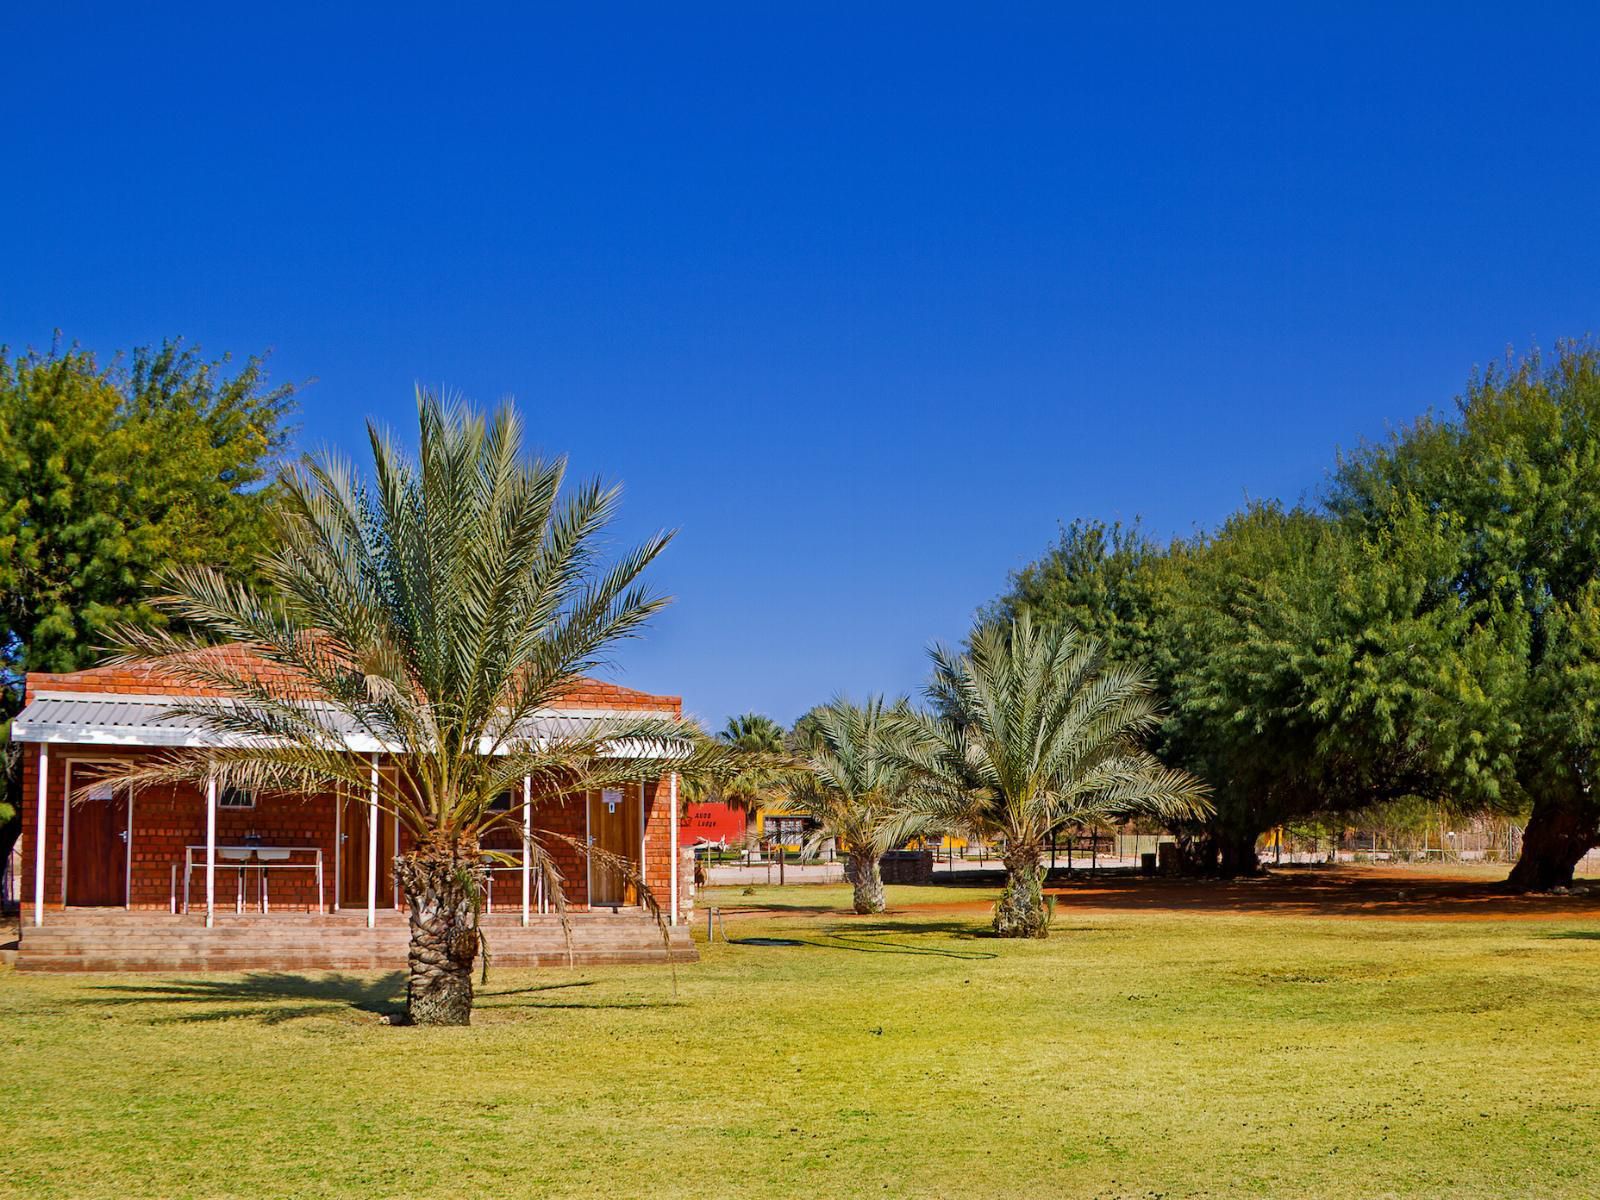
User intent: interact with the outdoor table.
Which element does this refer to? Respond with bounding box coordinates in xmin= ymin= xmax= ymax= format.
xmin=480 ymin=858 xmax=547 ymax=914
xmin=180 ymin=845 xmax=324 ymax=915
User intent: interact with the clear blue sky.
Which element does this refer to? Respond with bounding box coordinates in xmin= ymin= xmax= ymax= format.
xmin=4 ymin=4 xmax=1598 ymax=726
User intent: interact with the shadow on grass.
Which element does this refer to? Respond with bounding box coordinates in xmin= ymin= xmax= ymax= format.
xmin=80 ymin=971 xmax=407 ymax=1024
xmin=725 ymin=923 xmax=998 ymax=960
xmin=834 ymin=919 xmax=991 ymax=939
xmin=81 ymin=973 xmax=681 ymax=1022
xmin=1545 ymin=930 xmax=1600 ymax=940
xmin=474 ymin=980 xmax=684 ymax=1011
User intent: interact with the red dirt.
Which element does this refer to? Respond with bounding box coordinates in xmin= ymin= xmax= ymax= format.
xmin=717 ymin=865 xmax=1600 ymax=923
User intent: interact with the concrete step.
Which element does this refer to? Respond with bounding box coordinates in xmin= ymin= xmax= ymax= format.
xmin=16 ymin=916 xmax=695 ymax=972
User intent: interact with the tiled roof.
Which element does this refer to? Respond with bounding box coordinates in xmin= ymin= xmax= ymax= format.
xmin=25 ymin=648 xmax=680 ymax=715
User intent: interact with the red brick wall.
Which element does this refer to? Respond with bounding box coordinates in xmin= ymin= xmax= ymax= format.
xmin=19 ymin=744 xmax=686 ymax=918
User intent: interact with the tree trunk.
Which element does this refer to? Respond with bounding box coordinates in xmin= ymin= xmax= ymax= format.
xmin=393 ymin=838 xmax=488 ymax=1026
xmin=1506 ymin=794 xmax=1600 ymax=892
xmin=1217 ymin=825 xmax=1264 ymax=877
xmin=1173 ymin=827 xmax=1218 ymax=876
xmin=848 ymin=848 xmax=885 ymax=914
xmin=995 ymin=846 xmax=1049 ymax=938
xmin=1176 ymin=821 xmax=1265 ymax=878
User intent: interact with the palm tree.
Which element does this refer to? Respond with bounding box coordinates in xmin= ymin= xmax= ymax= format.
xmin=769 ymin=696 xmax=925 ymax=913
xmin=899 ymin=614 xmax=1211 ymax=938
xmin=104 ymin=392 xmax=728 ymax=1025
xmin=680 ymin=713 xmax=787 ymax=838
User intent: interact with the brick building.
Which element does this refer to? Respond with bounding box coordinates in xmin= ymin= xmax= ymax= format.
xmin=10 ymin=660 xmax=696 ymax=971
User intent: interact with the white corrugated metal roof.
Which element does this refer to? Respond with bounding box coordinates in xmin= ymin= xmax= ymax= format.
xmin=11 ymin=690 xmax=681 ymax=757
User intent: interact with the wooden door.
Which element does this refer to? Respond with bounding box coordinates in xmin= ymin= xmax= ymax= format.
xmin=588 ymin=787 xmax=640 ymax=907
xmin=66 ymin=778 xmax=127 ymax=907
xmin=339 ymin=796 xmax=394 ymax=907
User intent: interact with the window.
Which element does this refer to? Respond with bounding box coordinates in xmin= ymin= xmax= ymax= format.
xmin=219 ymin=786 xmax=255 ymax=809
xmin=488 ymin=790 xmax=514 ymax=812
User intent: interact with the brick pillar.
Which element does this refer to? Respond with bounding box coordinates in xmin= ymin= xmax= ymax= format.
xmin=678 ymin=845 xmax=696 ymax=925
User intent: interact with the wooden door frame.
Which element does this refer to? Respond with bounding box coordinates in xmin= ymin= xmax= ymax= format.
xmin=585 ymin=783 xmax=644 ymax=908
xmin=60 ymin=755 xmax=132 ymax=909
xmin=336 ymin=784 xmax=397 ymax=908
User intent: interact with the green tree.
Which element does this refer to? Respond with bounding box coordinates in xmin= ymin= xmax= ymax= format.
xmin=0 ymin=338 xmax=295 ymax=848
xmin=768 ymin=696 xmax=925 ymax=913
xmin=0 ymin=339 xmax=295 ymax=694
xmin=1334 ymin=342 xmax=1600 ymax=889
xmin=679 ymin=713 xmax=788 ymax=835
xmin=1150 ymin=502 xmax=1512 ymax=873
xmin=995 ymin=505 xmax=1511 ymax=876
xmin=898 ymin=614 xmax=1210 ymax=936
xmin=105 ymin=393 xmax=730 ymax=1025
xmin=988 ymin=519 xmax=1158 ymax=652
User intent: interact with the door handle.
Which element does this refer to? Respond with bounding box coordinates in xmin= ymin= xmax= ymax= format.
xmin=117 ymin=830 xmax=128 ymax=844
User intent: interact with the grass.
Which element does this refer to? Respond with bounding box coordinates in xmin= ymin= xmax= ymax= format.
xmin=2 ymin=875 xmax=1599 ymax=1198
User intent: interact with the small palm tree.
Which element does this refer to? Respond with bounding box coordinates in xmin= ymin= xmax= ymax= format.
xmin=899 ymin=614 xmax=1210 ymax=937
xmin=681 ymin=713 xmax=787 ymax=837
xmin=769 ymin=696 xmax=925 ymax=913
xmin=105 ymin=392 xmax=729 ymax=1025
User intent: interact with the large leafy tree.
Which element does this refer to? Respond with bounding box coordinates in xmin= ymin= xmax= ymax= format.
xmin=989 ymin=519 xmax=1158 ymax=653
xmin=0 ymin=339 xmax=295 ymax=696
xmin=770 ymin=696 xmax=926 ymax=913
xmin=1152 ymin=503 xmax=1512 ymax=873
xmin=1333 ymin=342 xmax=1600 ymax=889
xmin=991 ymin=505 xmax=1511 ymax=877
xmin=106 ymin=393 xmax=728 ymax=1026
xmin=898 ymin=614 xmax=1210 ymax=937
xmin=0 ymin=338 xmax=294 ymax=848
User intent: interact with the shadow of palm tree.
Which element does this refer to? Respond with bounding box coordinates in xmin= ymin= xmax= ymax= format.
xmin=834 ymin=918 xmax=993 ymax=939
xmin=1545 ymin=930 xmax=1600 ymax=940
xmin=806 ymin=929 xmax=998 ymax=959
xmin=478 ymin=997 xmax=685 ymax=1011
xmin=478 ymin=981 xmax=597 ymax=998
xmin=80 ymin=971 xmax=407 ymax=1024
xmin=726 ymin=922 xmax=997 ymax=959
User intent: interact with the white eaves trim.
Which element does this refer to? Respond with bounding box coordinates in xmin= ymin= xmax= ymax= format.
xmin=11 ymin=690 xmax=685 ymax=758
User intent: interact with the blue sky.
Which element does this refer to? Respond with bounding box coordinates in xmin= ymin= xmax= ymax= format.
xmin=4 ymin=4 xmax=1598 ymax=726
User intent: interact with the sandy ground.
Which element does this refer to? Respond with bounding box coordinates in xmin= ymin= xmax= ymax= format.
xmin=711 ymin=863 xmax=1600 ymax=923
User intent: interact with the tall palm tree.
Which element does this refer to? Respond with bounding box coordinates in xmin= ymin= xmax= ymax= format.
xmin=769 ymin=696 xmax=925 ymax=913
xmin=680 ymin=713 xmax=788 ymax=837
xmin=104 ymin=392 xmax=728 ymax=1025
xmin=898 ymin=614 xmax=1211 ymax=938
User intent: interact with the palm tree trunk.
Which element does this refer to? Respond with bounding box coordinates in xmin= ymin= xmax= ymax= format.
xmin=394 ymin=838 xmax=487 ymax=1026
xmin=848 ymin=848 xmax=885 ymax=914
xmin=995 ymin=844 xmax=1049 ymax=938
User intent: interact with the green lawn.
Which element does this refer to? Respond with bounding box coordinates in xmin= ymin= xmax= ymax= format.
xmin=2 ymin=880 xmax=1598 ymax=1198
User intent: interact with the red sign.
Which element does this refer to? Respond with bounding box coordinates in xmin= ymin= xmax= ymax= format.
xmin=682 ymin=802 xmax=747 ymax=845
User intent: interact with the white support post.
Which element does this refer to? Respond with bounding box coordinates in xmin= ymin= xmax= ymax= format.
xmin=332 ymin=791 xmax=341 ymax=911
xmin=205 ymin=776 xmax=217 ymax=929
xmin=521 ymin=775 xmax=531 ymax=926
xmin=33 ymin=744 xmax=49 ymax=927
xmin=367 ymin=755 xmax=379 ymax=929
xmin=125 ymin=786 xmax=135 ymax=909
xmin=668 ymin=772 xmax=679 ymax=926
